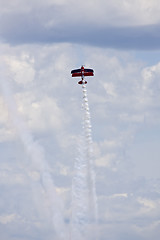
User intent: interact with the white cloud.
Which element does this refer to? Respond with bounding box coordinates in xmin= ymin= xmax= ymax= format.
xmin=108 ymin=193 xmax=128 ymax=199
xmin=0 ymin=96 xmax=17 ymax=141
xmin=137 ymin=197 xmax=160 ymax=216
xmin=0 ymin=43 xmax=160 ymax=240
xmin=15 ymin=93 xmax=65 ymax=132
xmin=0 ymin=96 xmax=8 ymax=123
xmin=0 ymin=169 xmax=26 ymax=185
xmin=119 ymin=113 xmax=145 ymax=123
xmin=95 ymin=153 xmax=116 ymax=167
xmin=108 ymin=0 xmax=160 ymax=26
xmin=5 ymin=55 xmax=35 ymax=85
xmin=103 ymin=82 xmax=117 ymax=98
xmin=0 ymin=0 xmax=160 ymax=27
xmin=0 ymin=214 xmax=16 ymax=224
xmin=138 ymin=197 xmax=155 ymax=209
xmin=1 ymin=0 xmax=160 ymax=50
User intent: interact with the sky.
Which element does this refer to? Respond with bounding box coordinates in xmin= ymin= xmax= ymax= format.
xmin=0 ymin=0 xmax=160 ymax=239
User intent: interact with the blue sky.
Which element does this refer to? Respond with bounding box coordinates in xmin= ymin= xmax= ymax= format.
xmin=0 ymin=1 xmax=160 ymax=240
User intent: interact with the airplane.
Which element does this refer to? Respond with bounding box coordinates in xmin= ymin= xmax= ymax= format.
xmin=71 ymin=66 xmax=94 ymax=84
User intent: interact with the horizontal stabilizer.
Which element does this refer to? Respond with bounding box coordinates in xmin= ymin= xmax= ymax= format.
xmin=78 ymin=80 xmax=87 ymax=84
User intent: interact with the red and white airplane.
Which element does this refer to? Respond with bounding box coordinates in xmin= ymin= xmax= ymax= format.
xmin=71 ymin=65 xmax=94 ymax=84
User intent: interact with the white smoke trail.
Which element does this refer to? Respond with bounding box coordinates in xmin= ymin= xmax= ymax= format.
xmin=82 ymin=85 xmax=98 ymax=237
xmin=0 ymin=68 xmax=68 ymax=240
xmin=71 ymin=136 xmax=90 ymax=240
xmin=71 ymin=84 xmax=98 ymax=240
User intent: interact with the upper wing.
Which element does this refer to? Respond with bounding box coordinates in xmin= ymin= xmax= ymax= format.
xmin=71 ymin=68 xmax=94 ymax=77
xmin=84 ymin=68 xmax=94 ymax=76
xmin=71 ymin=69 xmax=81 ymax=74
xmin=84 ymin=69 xmax=94 ymax=73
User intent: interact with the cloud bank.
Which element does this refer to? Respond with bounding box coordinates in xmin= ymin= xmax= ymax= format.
xmin=1 ymin=0 xmax=160 ymax=49
xmin=0 ymin=43 xmax=160 ymax=240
